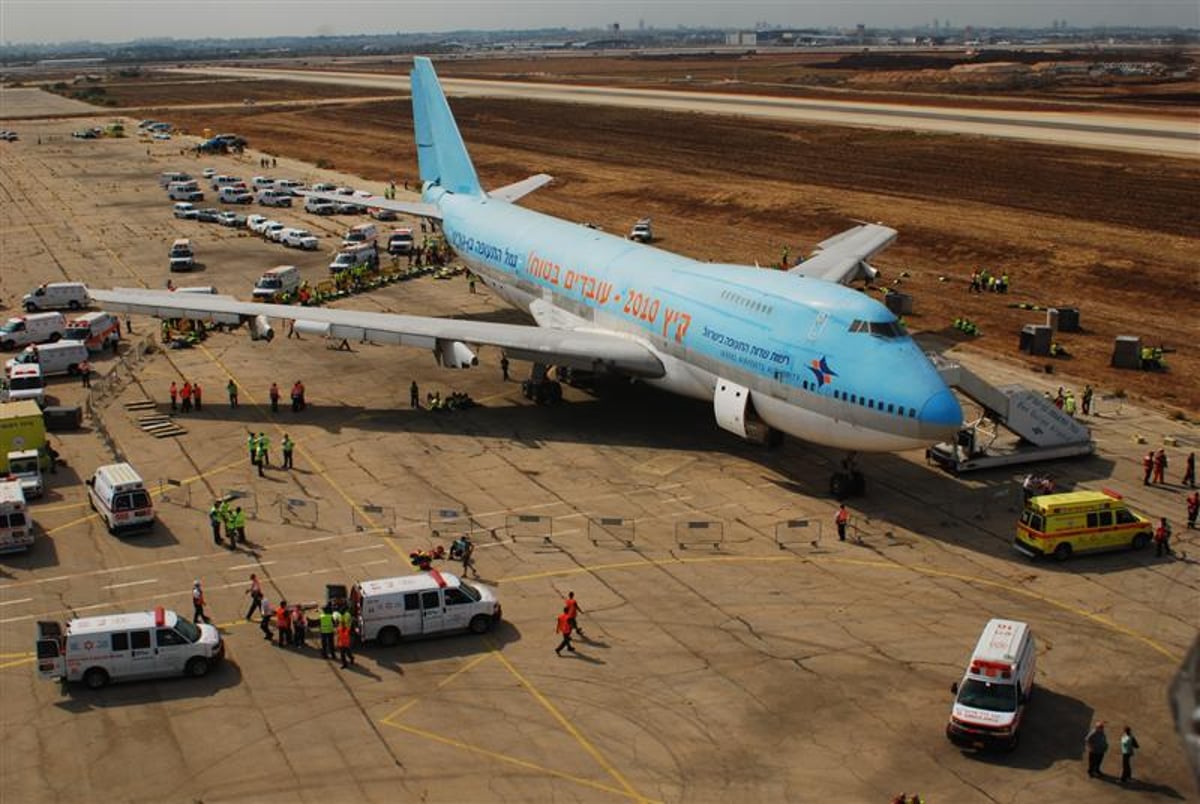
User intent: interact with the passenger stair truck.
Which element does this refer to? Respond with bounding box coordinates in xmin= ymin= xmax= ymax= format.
xmin=925 ymin=354 xmax=1093 ymax=473
xmin=0 ymin=479 xmax=34 ymax=553
xmin=36 ymin=606 xmax=224 ymax=689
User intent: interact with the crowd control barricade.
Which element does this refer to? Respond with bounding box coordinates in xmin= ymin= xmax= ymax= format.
xmin=774 ymin=518 xmax=821 ymax=550
xmin=354 ymin=503 xmax=395 ymax=534
xmin=588 ymin=516 xmax=635 ymax=549
xmin=222 ymin=488 xmax=258 ymax=520
xmin=505 ymin=513 xmax=553 ymax=545
xmin=157 ymin=477 xmax=191 ymax=508
xmin=428 ymin=507 xmax=479 ymax=541
xmin=675 ymin=520 xmax=724 ymax=550
xmin=279 ymin=496 xmax=318 ymax=527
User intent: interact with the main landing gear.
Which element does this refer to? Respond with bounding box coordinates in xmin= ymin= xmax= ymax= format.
xmin=830 ymin=453 xmax=866 ymax=499
xmin=521 ymin=362 xmax=563 ymax=406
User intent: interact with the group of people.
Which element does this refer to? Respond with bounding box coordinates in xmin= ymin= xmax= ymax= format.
xmin=1085 ymin=721 xmax=1141 ymax=784
xmin=168 ymin=380 xmax=203 ymax=412
xmin=207 ymin=499 xmax=247 ymax=549
xmin=968 ymin=268 xmax=1010 ymax=293
xmin=248 ymin=430 xmax=296 ymax=476
xmin=267 ymin=381 xmax=307 ymax=414
xmin=1143 ymin=449 xmax=1195 ymax=488
xmin=1048 ymin=385 xmax=1095 ymax=417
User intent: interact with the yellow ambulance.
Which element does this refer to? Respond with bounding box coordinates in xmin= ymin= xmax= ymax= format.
xmin=1014 ymin=489 xmax=1153 ymax=561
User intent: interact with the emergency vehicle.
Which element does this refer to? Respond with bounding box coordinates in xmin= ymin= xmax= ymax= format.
xmin=0 ymin=312 xmax=66 ymax=351
xmin=36 ymin=607 xmax=223 ymax=689
xmin=4 ymin=363 xmax=45 ymax=406
xmin=86 ymin=462 xmax=154 ymax=535
xmin=947 ymin=619 xmax=1036 ymax=751
xmin=0 ymin=480 xmax=34 ymax=553
xmin=355 ymin=569 xmax=501 ymax=646
xmin=1015 ymin=489 xmax=1153 ymax=561
xmin=65 ymin=311 xmax=121 ymax=352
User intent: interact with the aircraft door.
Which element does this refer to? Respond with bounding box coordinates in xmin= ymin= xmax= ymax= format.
xmin=713 ymin=378 xmax=752 ymax=439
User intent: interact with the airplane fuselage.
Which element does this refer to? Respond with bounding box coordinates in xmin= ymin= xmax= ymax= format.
xmin=433 ymin=188 xmax=961 ymax=452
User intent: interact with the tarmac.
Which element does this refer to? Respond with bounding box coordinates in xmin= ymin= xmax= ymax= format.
xmin=0 ymin=105 xmax=1197 ymax=803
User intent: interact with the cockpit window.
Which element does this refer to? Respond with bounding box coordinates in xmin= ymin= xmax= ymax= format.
xmin=848 ymin=319 xmax=904 ymax=338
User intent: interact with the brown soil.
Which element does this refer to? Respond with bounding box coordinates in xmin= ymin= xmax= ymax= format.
xmin=47 ymin=78 xmax=395 ymax=108
xmin=164 ymin=96 xmax=1200 ymax=414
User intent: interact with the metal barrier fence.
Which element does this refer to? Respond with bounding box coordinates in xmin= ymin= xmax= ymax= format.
xmin=157 ymin=477 xmax=192 ymax=508
xmin=279 ymin=496 xmax=318 ymax=527
xmin=675 ymin=520 xmax=725 ymax=550
xmin=354 ymin=503 xmax=395 ymax=534
xmin=505 ymin=513 xmax=553 ymax=545
xmin=428 ymin=507 xmax=479 ymax=540
xmin=588 ymin=516 xmax=635 ymax=549
xmin=774 ymin=518 xmax=821 ymax=550
xmin=222 ymin=488 xmax=258 ymax=520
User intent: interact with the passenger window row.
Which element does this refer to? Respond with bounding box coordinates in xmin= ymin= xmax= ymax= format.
xmin=719 ymin=289 xmax=773 ymax=316
xmin=796 ymin=380 xmax=917 ymax=418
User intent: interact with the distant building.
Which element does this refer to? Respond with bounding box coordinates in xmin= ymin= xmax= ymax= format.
xmin=725 ymin=31 xmax=758 ymax=47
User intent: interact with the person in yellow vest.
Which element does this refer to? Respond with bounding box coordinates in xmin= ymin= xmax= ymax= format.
xmin=281 ymin=434 xmax=295 ymax=470
xmin=231 ymin=506 xmax=246 ymax=547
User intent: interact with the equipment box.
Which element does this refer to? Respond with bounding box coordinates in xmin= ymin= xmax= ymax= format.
xmin=43 ymin=406 xmax=82 ymax=431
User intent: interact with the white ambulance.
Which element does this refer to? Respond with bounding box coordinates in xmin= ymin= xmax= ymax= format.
xmin=36 ymin=606 xmax=224 ymax=689
xmin=0 ymin=480 xmax=34 ymax=553
xmin=86 ymin=462 xmax=155 ymax=535
xmin=65 ymin=311 xmax=121 ymax=353
xmin=946 ymin=618 xmax=1037 ymax=751
xmin=4 ymin=363 xmax=45 ymax=406
xmin=0 ymin=312 xmax=66 ymax=351
xmin=355 ymin=569 xmax=502 ymax=646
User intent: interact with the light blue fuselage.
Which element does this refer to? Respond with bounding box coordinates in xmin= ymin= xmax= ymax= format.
xmin=432 ymin=187 xmax=961 ymax=453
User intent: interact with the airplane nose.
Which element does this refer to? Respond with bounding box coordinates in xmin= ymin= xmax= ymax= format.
xmin=919 ymin=388 xmax=963 ymax=440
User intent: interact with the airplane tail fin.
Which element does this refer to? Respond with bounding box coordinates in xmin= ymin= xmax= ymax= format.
xmin=412 ymin=57 xmax=483 ymax=198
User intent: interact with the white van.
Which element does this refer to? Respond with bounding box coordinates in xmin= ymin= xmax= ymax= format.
xmin=65 ymin=311 xmax=121 ymax=353
xmin=36 ymin=607 xmax=224 ymax=689
xmin=274 ymin=179 xmax=304 ymax=195
xmin=23 ymin=282 xmax=89 ymax=312
xmin=6 ymin=341 xmax=89 ymax=378
xmin=211 ymin=174 xmax=243 ymax=191
xmin=218 ymin=186 xmax=253 ymax=204
xmin=86 ymin=462 xmax=154 ymax=535
xmin=341 ymin=223 xmax=378 ymax=248
xmin=257 ymin=189 xmax=292 ymax=207
xmin=0 ymin=480 xmax=33 ymax=554
xmin=4 ymin=364 xmax=45 ymax=406
xmin=947 ymin=619 xmax=1037 ymax=751
xmin=0 ymin=312 xmax=66 ymax=350
xmin=159 ymin=171 xmax=192 ymax=188
xmin=329 ymin=244 xmax=378 ymax=273
xmin=169 ymin=238 xmax=195 ymax=272
xmin=252 ymin=265 xmax=301 ymax=301
xmin=251 ymin=176 xmax=276 ymax=189
xmin=356 ymin=570 xmax=502 ymax=646
xmin=167 ymin=182 xmax=203 ymax=202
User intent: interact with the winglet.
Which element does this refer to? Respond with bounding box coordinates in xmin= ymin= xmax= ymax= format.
xmin=412 ymin=57 xmax=482 ymax=197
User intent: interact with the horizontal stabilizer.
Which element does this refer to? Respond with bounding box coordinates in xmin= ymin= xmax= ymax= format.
xmin=790 ymin=223 xmax=897 ymax=286
xmin=490 ymin=173 xmax=553 ymax=203
xmin=300 ymin=190 xmax=441 ymax=220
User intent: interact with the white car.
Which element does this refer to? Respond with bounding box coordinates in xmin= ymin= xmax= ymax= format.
xmin=311 ymin=182 xmax=336 ymax=193
xmin=201 ymin=167 xmax=217 ymax=179
xmin=217 ymin=211 xmax=241 ymax=227
xmin=152 ymin=132 xmax=171 ymax=141
xmin=334 ymin=186 xmax=355 ymax=196
xmin=274 ymin=179 xmax=304 ymax=195
xmin=305 ymin=198 xmax=336 ymax=215
xmin=262 ymin=222 xmax=286 ymax=242
xmin=257 ymin=190 xmax=293 ymax=208
xmin=246 ymin=214 xmax=269 ymax=233
xmin=335 ymin=201 xmax=365 ymax=215
xmin=281 ymin=228 xmax=319 ymax=250
xmin=251 ymin=176 xmax=275 ymax=189
xmin=173 ymin=202 xmax=198 ymax=219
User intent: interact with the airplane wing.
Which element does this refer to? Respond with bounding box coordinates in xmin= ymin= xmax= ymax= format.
xmin=301 ymin=191 xmax=442 ymax=220
xmin=89 ymin=289 xmax=665 ymax=378
xmin=789 ymin=223 xmax=897 ymax=286
xmin=489 ymin=173 xmax=553 ymax=203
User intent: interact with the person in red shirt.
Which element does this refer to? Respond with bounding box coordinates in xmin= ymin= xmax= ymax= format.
xmin=193 ymin=382 xmax=202 ymax=411
xmin=180 ymin=381 xmax=193 ymax=413
xmin=1187 ymin=491 xmax=1198 ymax=530
xmin=835 ymin=504 xmax=850 ymax=541
xmin=169 ymin=381 xmax=178 ymax=411
xmin=275 ymin=600 xmax=293 ymax=647
xmin=269 ymin=382 xmax=280 ymax=413
xmin=555 ymin=606 xmax=575 ymax=656
xmin=564 ymin=592 xmax=585 ymax=637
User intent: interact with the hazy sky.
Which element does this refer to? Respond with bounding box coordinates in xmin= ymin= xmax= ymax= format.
xmin=3 ymin=0 xmax=1196 ymax=45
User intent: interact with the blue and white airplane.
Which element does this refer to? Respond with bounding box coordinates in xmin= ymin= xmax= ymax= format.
xmin=94 ymin=57 xmax=962 ymax=496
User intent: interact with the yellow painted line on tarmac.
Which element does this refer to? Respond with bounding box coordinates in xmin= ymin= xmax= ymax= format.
xmin=0 ymin=656 xmax=35 ymax=670
xmin=0 ymin=651 xmax=34 ymax=659
xmin=490 ymin=643 xmax=649 ymax=803
xmin=499 ymin=554 xmax=1185 ymax=663
xmin=380 ymin=720 xmax=656 ymax=803
xmin=34 ymin=500 xmax=90 ymax=514
xmin=380 ymin=651 xmax=494 ymax=724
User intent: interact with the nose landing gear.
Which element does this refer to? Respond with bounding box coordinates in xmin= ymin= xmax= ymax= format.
xmin=830 ymin=453 xmax=865 ymax=499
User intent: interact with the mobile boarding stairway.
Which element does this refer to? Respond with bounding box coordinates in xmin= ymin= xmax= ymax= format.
xmin=925 ymin=354 xmax=1094 ymax=473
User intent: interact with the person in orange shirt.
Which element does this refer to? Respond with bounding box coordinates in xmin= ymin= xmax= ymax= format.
xmin=835 ymin=504 xmax=850 ymax=542
xmin=180 ymin=381 xmax=193 ymax=413
xmin=336 ymin=620 xmax=354 ymax=668
xmin=555 ymin=606 xmax=575 ymax=656
xmin=193 ymin=382 xmax=202 ymax=411
xmin=275 ymin=599 xmax=292 ymax=647
xmin=169 ymin=381 xmax=178 ymax=411
xmin=564 ymin=591 xmax=585 ymax=637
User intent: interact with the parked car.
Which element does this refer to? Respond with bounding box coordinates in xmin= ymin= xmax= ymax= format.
xmin=217 ymin=211 xmax=244 ymax=228
xmin=262 ymin=222 xmax=286 ymax=242
xmin=173 ymin=202 xmax=199 ymax=220
xmin=304 ymin=197 xmax=336 ymax=215
xmin=334 ymin=186 xmax=355 ymax=196
xmin=196 ymin=208 xmax=221 ymax=223
xmin=280 ymin=229 xmax=319 ymax=250
xmin=251 ymin=176 xmax=276 ymax=189
xmin=218 ymin=187 xmax=253 ymax=205
xmin=201 ymin=167 xmax=217 ymax=178
xmin=311 ymin=182 xmax=337 ymax=193
xmin=152 ymin=132 xmax=171 ymax=141
xmin=72 ymin=129 xmax=98 ymax=139
xmin=274 ymin=179 xmax=304 ymax=196
xmin=335 ymin=201 xmax=365 ymax=215
xmin=246 ymin=214 xmax=268 ymax=233
xmin=369 ymin=208 xmax=397 ymax=221
xmin=257 ymin=190 xmax=292 ymax=208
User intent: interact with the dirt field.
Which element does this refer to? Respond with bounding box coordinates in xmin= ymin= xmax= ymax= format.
xmin=43 ymin=77 xmax=397 ymax=109
xmin=157 ymin=95 xmax=1200 ymax=415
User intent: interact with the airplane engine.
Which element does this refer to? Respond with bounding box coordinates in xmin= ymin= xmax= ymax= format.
xmin=435 ymin=339 xmax=477 ymax=369
xmin=250 ymin=314 xmax=274 ymax=342
xmin=292 ymin=320 xmax=331 ymax=337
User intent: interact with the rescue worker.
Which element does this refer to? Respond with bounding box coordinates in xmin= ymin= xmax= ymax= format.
xmin=1082 ymin=384 xmax=1093 ymax=416
xmin=1152 ymin=449 xmax=1167 ymax=484
xmin=281 ymin=434 xmax=294 ymax=470
xmin=500 ymin=356 xmax=509 ymax=382
xmin=275 ymin=600 xmax=292 ymax=647
xmin=268 ymin=382 xmax=280 ymax=413
xmin=291 ymin=380 xmax=304 ymax=412
xmin=232 ymin=506 xmax=246 ymax=546
xmin=555 ymin=606 xmax=575 ymax=656
xmin=410 ymin=380 xmax=420 ymax=408
xmin=245 ymin=573 xmax=263 ymax=620
xmin=291 ymin=604 xmax=307 ymax=648
xmin=257 ymin=433 xmax=271 ymax=468
xmin=1086 ymin=721 xmax=1108 ymax=778
xmin=178 ymin=381 xmax=191 ymax=413
xmin=1182 ymin=452 xmax=1196 ymax=488
xmin=227 ymin=379 xmax=238 ymax=408
xmin=255 ymin=438 xmax=266 ymax=477
xmin=564 ymin=591 xmax=584 ymax=637
xmin=79 ymin=360 xmax=90 ymax=388
xmin=169 ymin=381 xmax=178 ymax=411
xmin=1154 ymin=517 xmax=1172 ymax=558
xmin=835 ymin=504 xmax=850 ymax=541
xmin=192 ymin=580 xmax=211 ymax=624
xmin=336 ymin=617 xmax=354 ymax=668
xmin=208 ymin=500 xmax=223 ymax=546
xmin=193 ymin=382 xmax=202 ymax=411
xmin=259 ymin=597 xmax=273 ymax=640
xmin=319 ymin=605 xmax=335 ymax=659
xmin=460 ymin=534 xmax=477 ymax=578
xmin=247 ymin=431 xmax=257 ymax=466
xmin=1142 ymin=451 xmax=1154 ymax=485
xmin=1120 ymin=725 xmax=1139 ymax=784
xmin=222 ymin=503 xmax=237 ymax=548
xmin=1186 ymin=491 xmax=1198 ymax=530
xmin=1063 ymin=391 xmax=1076 ymax=417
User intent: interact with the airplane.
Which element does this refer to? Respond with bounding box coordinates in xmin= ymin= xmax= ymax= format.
xmin=92 ymin=56 xmax=963 ymax=498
